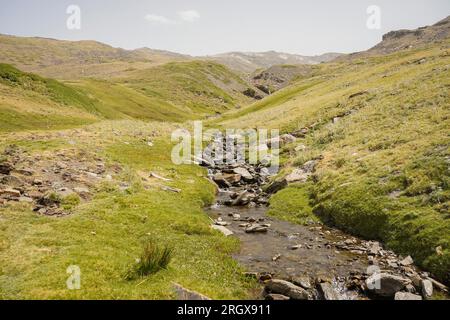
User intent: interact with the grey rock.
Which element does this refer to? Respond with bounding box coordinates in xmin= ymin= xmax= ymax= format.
xmin=421 ymin=279 xmax=433 ymax=299
xmin=245 ymin=224 xmax=268 ymax=233
xmin=368 ymin=241 xmax=382 ymax=255
xmin=426 ymin=277 xmax=448 ymax=293
xmin=301 ymin=160 xmax=317 ymax=173
xmin=211 ymin=225 xmax=233 ymax=237
xmin=18 ymin=196 xmax=33 ymax=203
xmin=0 ymin=162 xmax=13 ymax=175
xmin=286 ymin=169 xmax=309 ymax=183
xmin=366 ymin=273 xmax=411 ymax=297
xmin=0 ymin=188 xmax=21 ymax=198
xmin=265 ymin=279 xmax=309 ymax=300
xmin=292 ymin=276 xmax=312 ymax=289
xmin=265 ymin=179 xmax=287 ymax=194
xmin=232 ymin=191 xmax=252 ymax=206
xmin=318 ymin=282 xmax=342 ymax=300
xmin=265 ymin=293 xmax=290 ymax=300
xmin=0 ymin=175 xmax=23 ymax=188
xmin=213 ymin=174 xmax=231 ymax=188
xmin=394 ymin=292 xmax=422 ymax=300
xmin=400 ymin=255 xmax=414 ymax=266
xmin=233 ymin=167 xmax=253 ymax=182
xmin=173 ymin=283 xmax=211 ymax=300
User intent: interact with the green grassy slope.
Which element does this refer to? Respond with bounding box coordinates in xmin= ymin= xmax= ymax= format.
xmin=121 ymin=60 xmax=253 ymax=115
xmin=0 ymin=63 xmax=98 ymax=131
xmin=216 ymin=41 xmax=450 ymax=283
xmin=0 ymin=121 xmax=255 ymax=299
xmin=0 ymin=61 xmax=254 ymax=131
xmin=0 ymin=34 xmax=189 ymax=79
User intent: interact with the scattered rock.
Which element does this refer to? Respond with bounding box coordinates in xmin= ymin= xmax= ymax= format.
xmin=0 ymin=162 xmax=13 ymax=175
xmin=32 ymin=179 xmax=43 ymax=186
xmin=28 ymin=190 xmax=44 ymax=199
xmin=291 ymin=276 xmax=311 ymax=289
xmin=233 ymin=167 xmax=253 ymax=181
xmin=272 ymin=254 xmax=281 ymax=262
xmin=245 ymin=224 xmax=268 ymax=233
xmin=0 ymin=188 xmax=21 ymax=198
xmin=426 ymin=277 xmax=448 ymax=293
xmin=211 ymin=225 xmax=233 ymax=237
xmin=173 ymin=283 xmax=211 ymax=300
xmin=150 ymin=172 xmax=172 ymax=181
xmin=265 ymin=293 xmax=290 ymax=300
xmin=285 ymin=169 xmax=309 ymax=183
xmin=265 ymin=280 xmax=309 ymax=300
xmin=265 ymin=179 xmax=287 ymax=194
xmin=366 ymin=273 xmax=411 ymax=297
xmin=160 ymin=185 xmax=181 ymax=193
xmin=18 ymin=196 xmax=33 ymax=203
xmin=0 ymin=175 xmax=23 ymax=188
xmin=318 ymin=282 xmax=342 ymax=300
xmin=394 ymin=292 xmax=422 ymax=300
xmin=421 ymin=279 xmax=433 ymax=299
xmin=400 ymin=255 xmax=414 ymax=266
xmin=213 ymin=174 xmax=231 ymax=188
xmin=85 ymin=172 xmax=98 ymax=178
xmin=232 ymin=191 xmax=252 ymax=206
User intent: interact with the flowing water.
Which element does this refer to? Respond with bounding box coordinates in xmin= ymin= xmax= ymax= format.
xmin=206 ymin=188 xmax=370 ymax=299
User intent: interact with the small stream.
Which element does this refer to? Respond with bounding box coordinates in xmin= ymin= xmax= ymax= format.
xmin=206 ymin=187 xmax=369 ymax=300
xmin=198 ymin=136 xmax=446 ymax=300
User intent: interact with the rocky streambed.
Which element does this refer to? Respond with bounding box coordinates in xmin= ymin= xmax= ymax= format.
xmin=198 ymin=136 xmax=448 ymax=300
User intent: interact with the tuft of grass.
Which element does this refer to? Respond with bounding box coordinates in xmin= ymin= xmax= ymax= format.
xmin=61 ymin=194 xmax=81 ymax=211
xmin=125 ymin=241 xmax=173 ymax=280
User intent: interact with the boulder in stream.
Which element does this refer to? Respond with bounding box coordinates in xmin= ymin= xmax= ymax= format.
xmin=265 ymin=279 xmax=309 ymax=300
xmin=366 ymin=273 xmax=411 ymax=297
xmin=394 ymin=292 xmax=422 ymax=300
xmin=421 ymin=279 xmax=433 ymax=299
xmin=318 ymin=282 xmax=342 ymax=300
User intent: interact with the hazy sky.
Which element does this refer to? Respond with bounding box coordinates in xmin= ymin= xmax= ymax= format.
xmin=0 ymin=0 xmax=449 ymax=56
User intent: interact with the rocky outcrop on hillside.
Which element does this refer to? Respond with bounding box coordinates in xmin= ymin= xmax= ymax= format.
xmin=251 ymin=65 xmax=314 ymax=94
xmin=341 ymin=15 xmax=450 ymax=60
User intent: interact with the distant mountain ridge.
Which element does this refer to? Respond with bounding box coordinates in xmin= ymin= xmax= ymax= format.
xmin=340 ymin=15 xmax=450 ymax=61
xmin=0 ymin=34 xmax=191 ymax=79
xmin=207 ymin=51 xmax=343 ymax=73
xmin=0 ymin=33 xmax=343 ymax=78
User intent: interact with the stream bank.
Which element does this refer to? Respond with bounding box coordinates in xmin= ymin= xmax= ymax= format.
xmin=198 ymin=136 xmax=448 ymax=300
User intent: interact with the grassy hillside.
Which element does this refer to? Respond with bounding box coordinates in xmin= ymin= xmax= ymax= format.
xmin=0 ymin=121 xmax=256 ymax=299
xmin=0 ymin=60 xmax=255 ymax=131
xmin=118 ymin=60 xmax=254 ymax=116
xmin=0 ymin=34 xmax=190 ymax=80
xmin=0 ymin=63 xmax=98 ymax=131
xmin=215 ymin=41 xmax=450 ymax=283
